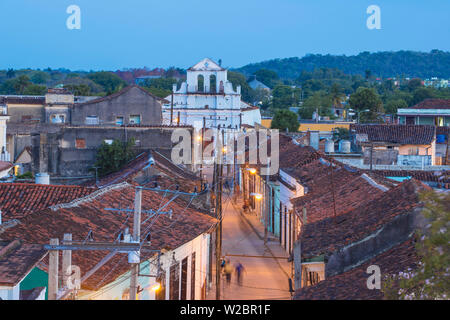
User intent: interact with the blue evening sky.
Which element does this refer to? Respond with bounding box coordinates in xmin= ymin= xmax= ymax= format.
xmin=0 ymin=0 xmax=448 ymax=70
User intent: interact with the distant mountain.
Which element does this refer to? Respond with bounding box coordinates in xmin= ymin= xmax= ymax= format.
xmin=234 ymin=50 xmax=450 ymax=79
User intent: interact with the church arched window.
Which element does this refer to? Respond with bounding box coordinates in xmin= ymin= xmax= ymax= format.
xmin=197 ymin=75 xmax=204 ymax=92
xmin=209 ymin=75 xmax=217 ymax=93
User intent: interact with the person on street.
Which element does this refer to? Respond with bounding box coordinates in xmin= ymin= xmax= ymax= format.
xmin=224 ymin=259 xmax=233 ymax=286
xmin=235 ymin=262 xmax=246 ymax=286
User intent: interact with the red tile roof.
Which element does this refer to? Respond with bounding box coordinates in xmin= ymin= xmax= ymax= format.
xmin=292 ymin=166 xmax=388 ymax=224
xmin=75 ymin=85 xmax=168 ymax=106
xmin=410 ymin=98 xmax=450 ymax=109
xmin=0 ymin=96 xmax=45 ymax=105
xmin=84 ymin=151 xmax=200 ymax=192
xmin=299 ymin=179 xmax=429 ymax=259
xmin=351 ymin=124 xmax=436 ymax=145
xmin=0 ymin=183 xmax=96 ymax=222
xmin=362 ymin=169 xmax=450 ymax=184
xmin=0 ymin=161 xmax=13 ymax=172
xmin=0 ymin=183 xmax=217 ymax=291
xmin=0 ymin=240 xmax=47 ymax=287
xmin=293 ymin=239 xmax=418 ymax=300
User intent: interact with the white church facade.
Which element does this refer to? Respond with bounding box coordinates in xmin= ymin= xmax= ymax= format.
xmin=162 ymin=58 xmax=261 ymax=131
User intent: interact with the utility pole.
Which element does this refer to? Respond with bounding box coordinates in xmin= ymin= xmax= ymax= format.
xmin=370 ymin=142 xmax=374 ymax=171
xmin=129 ymin=187 xmax=142 ymax=300
xmin=48 ymin=238 xmax=59 ymax=300
xmin=215 ymin=131 xmax=223 ymax=300
xmin=264 ymin=160 xmax=270 ymax=244
xmin=170 ymin=92 xmax=174 ymax=125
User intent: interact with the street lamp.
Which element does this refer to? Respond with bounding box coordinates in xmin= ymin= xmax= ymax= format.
xmin=150 ymin=282 xmax=161 ymax=292
xmin=250 ymin=192 xmax=263 ymax=200
xmin=247 ymin=168 xmax=257 ymax=175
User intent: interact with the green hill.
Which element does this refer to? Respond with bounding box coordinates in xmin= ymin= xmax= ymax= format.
xmin=235 ymin=50 xmax=450 ymax=79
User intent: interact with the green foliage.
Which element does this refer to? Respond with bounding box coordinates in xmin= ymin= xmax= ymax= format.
xmin=382 ymin=191 xmax=450 ymax=300
xmin=87 ymin=71 xmax=127 ymax=94
xmin=6 ymin=68 xmax=15 ymax=79
xmin=236 ymin=50 xmax=450 ymax=80
xmin=271 ymin=84 xmax=301 ymax=109
xmin=16 ymin=171 xmax=33 ymax=179
xmin=30 ymin=71 xmax=50 ymax=84
xmin=253 ymin=69 xmax=280 ymax=88
xmin=94 ymin=139 xmax=136 ymax=177
xmin=384 ymin=99 xmax=408 ymax=115
xmin=270 ymin=109 xmax=299 ymax=133
xmin=23 ymin=84 xmax=47 ymax=95
xmin=227 ymin=71 xmax=254 ymax=103
xmin=142 ymin=77 xmax=177 ymax=98
xmin=349 ymin=87 xmax=384 ymax=123
xmin=299 ymin=91 xmax=333 ymax=119
xmin=333 ymin=127 xmax=350 ymax=141
xmin=63 ymin=84 xmax=91 ymax=96
xmin=411 ymin=87 xmax=436 ymax=106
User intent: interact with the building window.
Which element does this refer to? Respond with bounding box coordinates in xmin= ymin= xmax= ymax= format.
xmin=180 ymin=257 xmax=188 ymax=300
xmin=75 ymin=138 xmax=86 ymax=149
xmin=104 ymin=139 xmax=113 ymax=145
xmin=191 ymin=253 xmax=196 ymax=300
xmin=116 ymin=116 xmax=124 ymax=126
xmin=129 ymin=115 xmax=141 ymax=125
xmin=169 ymin=263 xmax=180 ymax=300
xmin=85 ymin=116 xmax=99 ymax=125
xmin=306 ymin=271 xmax=320 ymax=286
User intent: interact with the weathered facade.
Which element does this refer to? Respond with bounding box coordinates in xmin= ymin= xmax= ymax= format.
xmin=71 ymin=86 xmax=163 ymax=126
xmin=32 ymin=125 xmax=194 ymax=177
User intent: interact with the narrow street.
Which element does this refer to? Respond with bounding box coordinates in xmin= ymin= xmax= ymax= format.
xmin=206 ymin=190 xmax=292 ymax=300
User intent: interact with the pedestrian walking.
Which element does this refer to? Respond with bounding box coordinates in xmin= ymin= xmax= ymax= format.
xmin=235 ymin=262 xmax=246 ymax=286
xmin=224 ymin=259 xmax=233 ymax=286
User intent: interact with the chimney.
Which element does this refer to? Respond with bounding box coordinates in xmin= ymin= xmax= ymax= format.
xmin=35 ymin=173 xmax=50 ymax=185
xmin=309 ymin=131 xmax=319 ymax=150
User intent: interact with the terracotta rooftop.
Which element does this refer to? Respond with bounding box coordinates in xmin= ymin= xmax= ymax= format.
xmin=362 ymin=169 xmax=450 ymax=184
xmin=0 ymin=240 xmax=47 ymax=287
xmin=299 ymin=179 xmax=429 ymax=259
xmin=351 ymin=124 xmax=436 ymax=145
xmin=410 ymin=98 xmax=450 ymax=109
xmin=84 ymin=151 xmax=200 ymax=192
xmin=0 ymin=161 xmax=13 ymax=172
xmin=293 ymin=239 xmax=418 ymax=300
xmin=0 ymin=96 xmax=45 ymax=105
xmin=75 ymin=85 xmax=168 ymax=106
xmin=0 ymin=183 xmax=96 ymax=222
xmin=291 ymin=164 xmax=390 ymax=224
xmin=0 ymin=183 xmax=217 ymax=291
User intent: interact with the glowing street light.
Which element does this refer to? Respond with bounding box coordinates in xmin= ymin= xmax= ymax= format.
xmin=247 ymin=168 xmax=257 ymax=175
xmin=250 ymin=192 xmax=263 ymax=200
xmin=150 ymin=282 xmax=161 ymax=292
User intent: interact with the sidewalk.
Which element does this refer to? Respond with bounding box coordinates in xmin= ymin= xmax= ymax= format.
xmin=205 ymin=194 xmax=292 ymax=300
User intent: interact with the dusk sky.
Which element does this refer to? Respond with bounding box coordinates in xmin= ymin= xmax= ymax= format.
xmin=1 ymin=0 xmax=449 ymax=70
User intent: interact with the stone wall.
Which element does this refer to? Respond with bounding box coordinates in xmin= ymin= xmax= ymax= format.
xmin=71 ymin=86 xmax=162 ymax=126
xmin=33 ymin=126 xmax=193 ymax=177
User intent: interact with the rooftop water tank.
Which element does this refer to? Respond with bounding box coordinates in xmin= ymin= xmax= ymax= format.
xmin=437 ymin=134 xmax=446 ymax=143
xmin=35 ymin=173 xmax=50 ymax=185
xmin=325 ymin=140 xmax=335 ymax=153
xmin=339 ymin=140 xmax=351 ymax=153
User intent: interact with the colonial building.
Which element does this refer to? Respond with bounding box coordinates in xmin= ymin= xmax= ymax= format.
xmin=350 ymin=124 xmax=437 ymax=167
xmin=398 ymin=98 xmax=450 ymax=126
xmin=162 ymin=58 xmax=261 ymax=131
